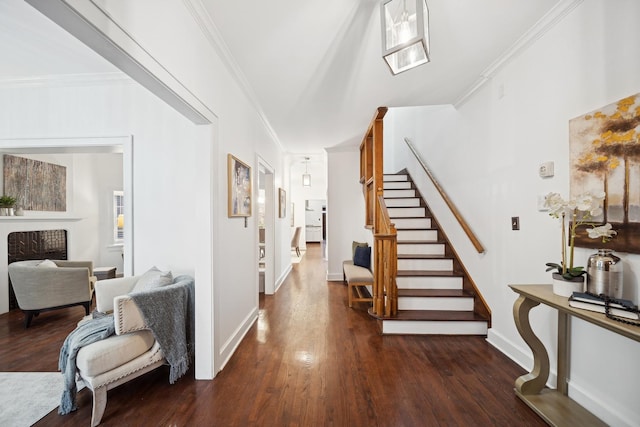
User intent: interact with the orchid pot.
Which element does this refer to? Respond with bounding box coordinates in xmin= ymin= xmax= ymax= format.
xmin=544 ymin=191 xmax=617 ymax=297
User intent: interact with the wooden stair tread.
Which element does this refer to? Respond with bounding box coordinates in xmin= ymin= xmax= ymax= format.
xmin=369 ymin=309 xmax=488 ymax=322
xmin=397 ymin=289 xmax=473 ymax=298
xmin=396 ymin=270 xmax=464 ymax=277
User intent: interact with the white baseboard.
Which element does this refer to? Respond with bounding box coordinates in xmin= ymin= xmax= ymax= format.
xmin=326 ymin=272 xmax=343 ymax=281
xmin=217 ymin=307 xmax=258 ymax=372
xmin=569 ymin=380 xmax=633 ymax=427
xmin=488 ymin=329 xmax=634 ymax=426
xmin=275 ymin=264 xmax=292 ymax=293
xmin=486 ymin=328 xmax=557 ymax=388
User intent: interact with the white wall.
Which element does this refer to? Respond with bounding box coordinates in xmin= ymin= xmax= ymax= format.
xmin=20 ymin=0 xmax=291 ymax=378
xmin=326 ymin=148 xmax=372 ymax=280
xmin=83 ymin=153 xmax=125 ymax=272
xmin=385 ymin=1 xmax=640 ymax=425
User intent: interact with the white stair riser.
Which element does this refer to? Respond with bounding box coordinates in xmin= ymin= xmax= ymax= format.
xmin=384 ymin=189 xmax=415 ymax=198
xmin=397 ymin=244 xmax=445 ymax=255
xmin=384 ymin=175 xmax=408 ymax=182
xmin=396 ymin=276 xmax=463 ymax=290
xmin=388 ymin=207 xmax=425 ymax=217
xmin=397 ymin=230 xmax=438 ymax=241
xmin=384 ymin=181 xmax=412 ymax=189
xmin=398 ymin=297 xmax=474 ymax=311
xmin=398 ymin=258 xmax=453 ymax=271
xmin=382 ymin=320 xmax=488 ymax=335
xmin=393 ymin=218 xmax=431 ymax=229
xmin=385 ymin=198 xmax=420 ymax=207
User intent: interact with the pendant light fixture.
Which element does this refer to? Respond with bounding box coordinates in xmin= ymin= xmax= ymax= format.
xmin=302 ymin=157 xmax=311 ymax=187
xmin=381 ymin=0 xmax=430 ymax=75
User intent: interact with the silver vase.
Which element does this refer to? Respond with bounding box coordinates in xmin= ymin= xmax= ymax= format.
xmin=587 ymin=249 xmax=623 ymax=299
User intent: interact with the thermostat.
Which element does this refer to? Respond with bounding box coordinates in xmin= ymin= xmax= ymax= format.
xmin=539 ymin=161 xmax=554 ymax=178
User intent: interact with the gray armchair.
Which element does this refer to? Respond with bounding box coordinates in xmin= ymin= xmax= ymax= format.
xmin=8 ymin=259 xmax=96 ymax=327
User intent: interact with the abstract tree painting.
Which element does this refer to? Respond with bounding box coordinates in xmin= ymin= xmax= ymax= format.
xmin=569 ymin=93 xmax=640 ymax=253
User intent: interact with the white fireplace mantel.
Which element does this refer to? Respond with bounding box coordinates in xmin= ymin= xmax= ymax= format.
xmin=0 ymin=216 xmax=82 ymax=222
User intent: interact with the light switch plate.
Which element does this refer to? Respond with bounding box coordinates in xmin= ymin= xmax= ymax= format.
xmin=511 ymin=216 xmax=520 ymax=230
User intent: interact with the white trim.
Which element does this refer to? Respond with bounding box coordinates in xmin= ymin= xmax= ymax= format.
xmin=274 ymin=264 xmax=291 ymax=293
xmin=454 ymin=0 xmax=584 ymax=107
xmin=217 ymin=307 xmax=258 ymax=372
xmin=26 ymin=0 xmax=214 ymax=125
xmin=183 ymin=0 xmax=285 ymax=152
xmin=0 ymin=72 xmax=131 ymax=88
xmin=257 ymin=155 xmax=276 ymax=296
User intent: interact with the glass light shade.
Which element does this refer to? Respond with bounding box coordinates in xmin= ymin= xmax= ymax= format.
xmin=381 ymin=0 xmax=430 ymax=75
xmin=302 ymin=174 xmax=311 ymax=187
xmin=117 ymin=214 xmax=124 ymax=228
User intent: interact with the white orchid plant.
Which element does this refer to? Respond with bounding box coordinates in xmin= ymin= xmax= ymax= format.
xmin=544 ymin=191 xmax=617 ymax=280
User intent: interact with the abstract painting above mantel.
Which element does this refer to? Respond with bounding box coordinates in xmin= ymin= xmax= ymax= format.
xmin=569 ymin=92 xmax=640 ymax=254
xmin=3 ymin=155 xmax=66 ymax=212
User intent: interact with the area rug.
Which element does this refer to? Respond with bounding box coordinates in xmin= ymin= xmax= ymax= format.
xmin=0 ymin=372 xmax=62 ymax=427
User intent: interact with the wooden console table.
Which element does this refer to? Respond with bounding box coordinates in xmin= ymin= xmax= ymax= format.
xmin=509 ymin=284 xmax=640 ymax=426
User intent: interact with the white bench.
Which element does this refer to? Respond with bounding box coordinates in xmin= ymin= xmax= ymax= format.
xmin=343 ymin=260 xmax=373 ymax=308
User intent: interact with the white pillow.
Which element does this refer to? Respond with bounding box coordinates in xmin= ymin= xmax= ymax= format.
xmin=37 ymin=259 xmax=58 ymax=268
xmin=131 ymin=266 xmax=173 ymax=292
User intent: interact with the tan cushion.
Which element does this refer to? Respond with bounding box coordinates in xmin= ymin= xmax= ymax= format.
xmin=76 ymin=330 xmax=155 ymax=377
xmin=343 ymin=262 xmax=373 ymax=283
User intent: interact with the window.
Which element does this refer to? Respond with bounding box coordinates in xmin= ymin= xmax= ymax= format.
xmin=113 ymin=191 xmax=124 ymax=243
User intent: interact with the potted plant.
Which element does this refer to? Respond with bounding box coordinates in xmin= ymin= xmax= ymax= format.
xmin=0 ymin=195 xmax=17 ymax=216
xmin=544 ymin=191 xmax=617 ymax=297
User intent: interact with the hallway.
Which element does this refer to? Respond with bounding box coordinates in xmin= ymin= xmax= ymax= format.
xmin=2 ymin=243 xmax=546 ymax=426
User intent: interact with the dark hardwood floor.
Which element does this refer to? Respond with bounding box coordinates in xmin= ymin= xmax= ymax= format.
xmin=0 ymin=243 xmax=545 ymax=426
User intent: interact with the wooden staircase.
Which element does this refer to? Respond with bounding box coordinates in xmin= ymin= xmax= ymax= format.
xmin=373 ymin=172 xmax=489 ymax=335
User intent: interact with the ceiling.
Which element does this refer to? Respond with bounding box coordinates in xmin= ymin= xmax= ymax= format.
xmin=1 ymin=0 xmax=563 ymax=154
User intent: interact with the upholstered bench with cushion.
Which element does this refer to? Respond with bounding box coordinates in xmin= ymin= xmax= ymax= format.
xmin=343 ymin=260 xmax=373 ymax=307
xmin=343 ymin=241 xmax=373 ymax=308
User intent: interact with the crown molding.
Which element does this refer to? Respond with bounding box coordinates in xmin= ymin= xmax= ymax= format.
xmin=183 ymin=0 xmax=286 ymax=153
xmin=0 ymin=71 xmax=131 ymax=89
xmin=26 ymin=0 xmax=214 ymax=125
xmin=454 ymin=0 xmax=584 ymax=107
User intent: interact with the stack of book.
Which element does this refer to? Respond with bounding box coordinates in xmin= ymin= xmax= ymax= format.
xmin=568 ymin=292 xmax=640 ymax=320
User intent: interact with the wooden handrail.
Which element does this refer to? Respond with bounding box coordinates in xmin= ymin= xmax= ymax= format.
xmin=359 ymin=107 xmax=397 ymax=317
xmin=373 ymin=193 xmax=397 ymax=317
xmin=404 ymin=137 xmax=485 ymax=254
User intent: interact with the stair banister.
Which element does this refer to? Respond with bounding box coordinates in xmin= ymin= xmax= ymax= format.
xmin=374 ymin=193 xmax=398 ymax=316
xmin=404 ymin=137 xmax=485 ymax=254
xmin=359 ymin=107 xmax=398 ymax=317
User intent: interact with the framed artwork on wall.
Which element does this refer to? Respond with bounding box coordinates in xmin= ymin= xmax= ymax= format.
xmin=3 ymin=154 xmax=67 ymax=211
xmin=279 ymin=188 xmax=286 ymax=218
xmin=227 ymin=154 xmax=252 ymax=217
xmin=569 ymin=92 xmax=640 ymax=253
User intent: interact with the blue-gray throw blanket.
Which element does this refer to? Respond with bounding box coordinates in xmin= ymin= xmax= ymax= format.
xmin=58 ymin=314 xmax=115 ymax=414
xmin=130 ymin=275 xmax=195 ymax=383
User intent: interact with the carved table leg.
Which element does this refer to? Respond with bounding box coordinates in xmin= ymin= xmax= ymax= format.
xmin=513 ymin=295 xmax=549 ymax=395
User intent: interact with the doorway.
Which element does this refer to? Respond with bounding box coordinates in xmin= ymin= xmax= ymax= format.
xmin=257 ymin=159 xmax=275 ymax=295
